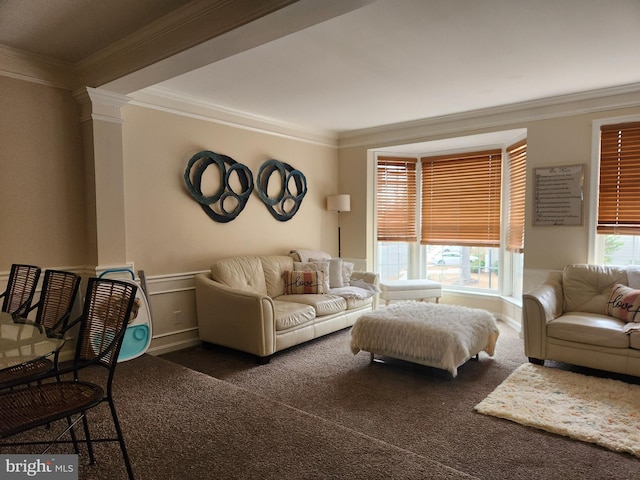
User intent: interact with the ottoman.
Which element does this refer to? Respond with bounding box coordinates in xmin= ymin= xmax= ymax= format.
xmin=350 ymin=301 xmax=499 ymax=377
xmin=379 ymin=279 xmax=442 ymax=305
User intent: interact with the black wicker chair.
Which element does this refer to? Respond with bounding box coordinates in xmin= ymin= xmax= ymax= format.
xmin=0 ymin=277 xmax=138 ymax=480
xmin=0 ymin=263 xmax=41 ymax=316
xmin=0 ymin=269 xmax=81 ymax=389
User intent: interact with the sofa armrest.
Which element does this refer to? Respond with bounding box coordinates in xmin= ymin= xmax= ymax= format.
xmin=350 ymin=271 xmax=380 ymax=308
xmin=350 ymin=270 xmax=380 ymax=287
xmin=194 ymin=273 xmax=277 ymax=357
xmin=522 ymin=271 xmax=563 ymax=360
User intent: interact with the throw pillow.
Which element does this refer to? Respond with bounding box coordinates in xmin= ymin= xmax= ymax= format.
xmin=294 ymin=261 xmax=330 ymax=293
xmin=324 ymin=258 xmax=344 ymax=289
xmin=284 ymin=270 xmax=325 ymax=294
xmin=606 ymin=283 xmax=640 ymax=322
xmin=342 ymin=261 xmax=355 ymax=285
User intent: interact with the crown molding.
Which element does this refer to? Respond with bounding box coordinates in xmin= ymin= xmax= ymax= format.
xmin=129 ymin=86 xmax=338 ymax=148
xmin=338 ymin=83 xmax=640 ymax=149
xmin=0 ymin=45 xmax=74 ymax=89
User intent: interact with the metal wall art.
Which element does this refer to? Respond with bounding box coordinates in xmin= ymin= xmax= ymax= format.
xmin=184 ymin=152 xmax=307 ymax=223
xmin=256 ymin=159 xmax=307 ymax=222
xmin=184 ymin=150 xmax=254 ymax=223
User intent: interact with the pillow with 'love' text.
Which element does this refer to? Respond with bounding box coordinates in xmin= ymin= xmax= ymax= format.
xmin=606 ymin=283 xmax=640 ymax=322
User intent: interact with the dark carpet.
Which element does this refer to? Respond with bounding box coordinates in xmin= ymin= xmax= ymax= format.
xmin=162 ymin=321 xmax=640 ymax=479
xmin=4 ymin=321 xmax=639 ymax=479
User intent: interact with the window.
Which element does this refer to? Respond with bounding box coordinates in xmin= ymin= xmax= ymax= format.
xmin=375 ymin=134 xmax=527 ymax=296
xmin=376 ymin=157 xmax=417 ymax=280
xmin=595 ymin=121 xmax=640 ymax=265
xmin=506 ymin=140 xmax=526 ymax=298
xmin=420 ymin=150 xmax=502 ymax=290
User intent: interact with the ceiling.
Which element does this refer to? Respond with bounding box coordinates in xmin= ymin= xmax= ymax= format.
xmin=2 ymin=0 xmax=640 ymax=137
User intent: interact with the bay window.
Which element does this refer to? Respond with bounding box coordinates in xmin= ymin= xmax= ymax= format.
xmin=376 ymin=137 xmax=526 ymax=298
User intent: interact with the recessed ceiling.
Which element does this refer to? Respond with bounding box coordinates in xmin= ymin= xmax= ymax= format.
xmin=0 ymin=0 xmax=194 ymax=63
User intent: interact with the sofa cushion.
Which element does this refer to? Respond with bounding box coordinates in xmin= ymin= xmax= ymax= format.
xmin=343 ymin=295 xmax=374 ymax=310
xmin=277 ymin=293 xmax=347 ymax=316
xmin=547 ymin=312 xmax=629 ymax=348
xmin=283 ymin=271 xmax=325 ymax=294
xmin=211 ymin=256 xmax=267 ymax=295
xmin=273 ymin=300 xmax=316 ymax=331
xmin=562 ymin=264 xmax=628 ymax=314
xmin=630 ymin=331 xmax=640 ymax=350
xmin=606 ymin=284 xmax=640 ymax=322
xmin=260 ymin=255 xmax=295 ymax=298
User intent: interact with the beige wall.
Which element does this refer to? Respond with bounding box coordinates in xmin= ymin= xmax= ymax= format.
xmin=0 ymin=77 xmax=87 ymax=270
xmin=122 ymin=105 xmax=340 ymax=276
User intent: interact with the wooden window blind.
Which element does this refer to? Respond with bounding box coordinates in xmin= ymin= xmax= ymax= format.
xmin=420 ymin=149 xmax=502 ymax=246
xmin=507 ymin=140 xmax=526 ymax=253
xmin=598 ymin=121 xmax=640 ymax=235
xmin=376 ymin=157 xmax=418 ymax=242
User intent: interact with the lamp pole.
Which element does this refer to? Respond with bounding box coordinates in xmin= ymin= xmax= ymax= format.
xmin=327 ymin=194 xmax=351 ymax=258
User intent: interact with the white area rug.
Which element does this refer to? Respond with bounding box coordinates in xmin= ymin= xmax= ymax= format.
xmin=475 ymin=363 xmax=640 ymax=457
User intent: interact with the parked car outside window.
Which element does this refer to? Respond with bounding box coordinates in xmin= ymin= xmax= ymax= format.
xmin=429 ymin=251 xmax=479 ymax=265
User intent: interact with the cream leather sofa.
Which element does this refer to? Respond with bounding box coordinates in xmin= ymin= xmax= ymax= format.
xmin=523 ymin=264 xmax=640 ymax=376
xmin=195 ymin=254 xmax=379 ymax=363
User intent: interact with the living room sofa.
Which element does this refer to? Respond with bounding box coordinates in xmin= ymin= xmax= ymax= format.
xmin=523 ymin=264 xmax=640 ymax=376
xmin=195 ymin=253 xmax=379 ymax=363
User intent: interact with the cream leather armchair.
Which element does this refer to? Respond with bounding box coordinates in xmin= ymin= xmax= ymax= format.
xmin=523 ymin=264 xmax=640 ymax=376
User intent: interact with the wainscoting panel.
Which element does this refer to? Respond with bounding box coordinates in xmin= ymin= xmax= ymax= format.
xmin=144 ymin=270 xmax=205 ymax=356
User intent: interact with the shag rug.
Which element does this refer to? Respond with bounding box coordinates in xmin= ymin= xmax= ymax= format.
xmin=475 ymin=363 xmax=640 ymax=457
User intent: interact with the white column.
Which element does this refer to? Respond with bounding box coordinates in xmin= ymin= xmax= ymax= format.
xmin=74 ymin=87 xmax=130 ymax=270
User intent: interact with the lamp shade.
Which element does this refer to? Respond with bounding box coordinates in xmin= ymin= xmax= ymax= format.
xmin=327 ymin=194 xmax=351 ymax=212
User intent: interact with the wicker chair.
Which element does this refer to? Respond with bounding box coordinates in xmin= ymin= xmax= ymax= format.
xmin=0 ymin=263 xmax=41 ymax=316
xmin=0 ymin=277 xmax=138 ymax=480
xmin=0 ymin=269 xmax=81 ymax=389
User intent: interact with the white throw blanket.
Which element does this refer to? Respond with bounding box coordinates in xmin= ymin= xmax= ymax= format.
xmin=350 ymin=301 xmax=499 ymax=377
xmin=291 ymin=249 xmax=331 ymax=263
xmin=623 ymin=322 xmax=640 ymax=334
xmin=330 ymin=279 xmax=381 ymax=300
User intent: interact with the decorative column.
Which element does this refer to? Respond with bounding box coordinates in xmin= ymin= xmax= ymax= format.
xmin=74 ymin=87 xmax=130 ymax=272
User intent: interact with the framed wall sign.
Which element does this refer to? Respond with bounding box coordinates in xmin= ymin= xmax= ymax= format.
xmin=534 ymin=164 xmax=584 ymax=226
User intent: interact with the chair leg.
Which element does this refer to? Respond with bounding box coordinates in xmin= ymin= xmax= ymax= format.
xmin=80 ymin=412 xmax=96 ymax=464
xmin=66 ymin=416 xmax=80 ymax=454
xmin=108 ymin=398 xmax=134 ymax=480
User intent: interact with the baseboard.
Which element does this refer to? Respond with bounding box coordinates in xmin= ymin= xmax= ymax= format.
xmin=147 ymin=338 xmax=201 ymax=356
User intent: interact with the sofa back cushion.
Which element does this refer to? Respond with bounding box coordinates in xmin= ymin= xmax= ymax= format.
xmin=563 ymin=264 xmax=628 ymax=314
xmin=211 ymin=256 xmax=267 ymax=295
xmin=260 ymin=256 xmax=295 ymax=298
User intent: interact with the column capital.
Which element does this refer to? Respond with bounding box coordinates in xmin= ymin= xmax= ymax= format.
xmin=73 ymin=87 xmax=130 ymax=123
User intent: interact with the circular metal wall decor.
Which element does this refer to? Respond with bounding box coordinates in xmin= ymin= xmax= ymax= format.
xmin=256 ymin=159 xmax=307 ymax=222
xmin=184 ymin=150 xmax=254 ymax=223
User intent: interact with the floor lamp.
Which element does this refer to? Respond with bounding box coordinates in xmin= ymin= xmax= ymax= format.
xmin=327 ymin=194 xmax=351 ymax=258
